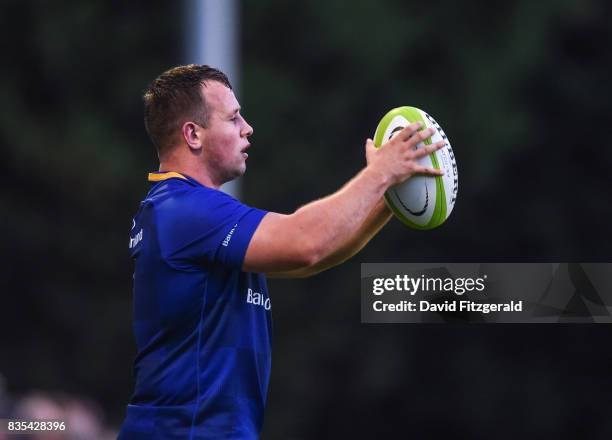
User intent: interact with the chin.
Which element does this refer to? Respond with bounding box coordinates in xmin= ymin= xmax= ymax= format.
xmin=236 ymin=161 xmax=247 ymax=176
xmin=222 ymin=165 xmax=246 ymax=184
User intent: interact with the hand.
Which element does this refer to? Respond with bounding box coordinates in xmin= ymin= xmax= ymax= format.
xmin=365 ymin=122 xmax=445 ymax=186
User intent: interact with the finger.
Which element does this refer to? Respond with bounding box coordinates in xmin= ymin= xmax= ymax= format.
xmin=410 ymin=140 xmax=446 ymax=159
xmin=396 ymin=122 xmax=423 ymax=141
xmin=406 ymin=127 xmax=436 ymax=147
xmin=412 ymin=165 xmax=445 ymax=176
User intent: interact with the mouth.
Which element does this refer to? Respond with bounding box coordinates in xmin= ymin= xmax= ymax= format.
xmin=241 ymin=144 xmax=250 ymax=159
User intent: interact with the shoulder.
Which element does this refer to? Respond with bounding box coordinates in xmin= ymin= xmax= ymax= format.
xmin=144 ymin=173 xmax=247 ymax=210
xmin=181 ymin=185 xmax=247 ymax=216
xmin=152 ymin=181 xmax=259 ymax=229
xmin=146 ymin=179 xmax=232 ymax=210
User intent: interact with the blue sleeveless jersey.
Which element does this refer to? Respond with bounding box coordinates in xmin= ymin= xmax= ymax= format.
xmin=119 ymin=172 xmax=272 ymax=439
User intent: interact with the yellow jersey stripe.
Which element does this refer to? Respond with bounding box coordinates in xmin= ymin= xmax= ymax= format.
xmin=148 ymin=172 xmax=188 ymax=182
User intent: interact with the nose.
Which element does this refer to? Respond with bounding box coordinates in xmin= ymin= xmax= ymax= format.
xmin=241 ymin=118 xmax=253 ymax=138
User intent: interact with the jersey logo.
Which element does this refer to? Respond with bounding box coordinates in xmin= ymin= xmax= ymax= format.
xmin=129 ymin=229 xmax=143 ymax=249
xmin=246 ymin=288 xmax=271 ymax=310
xmin=222 ymin=224 xmax=238 ymax=247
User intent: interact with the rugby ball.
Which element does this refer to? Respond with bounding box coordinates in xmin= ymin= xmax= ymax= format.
xmin=374 ymin=106 xmax=458 ymax=230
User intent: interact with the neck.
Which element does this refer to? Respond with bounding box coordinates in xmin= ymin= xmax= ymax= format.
xmin=159 ymin=157 xmax=220 ymax=189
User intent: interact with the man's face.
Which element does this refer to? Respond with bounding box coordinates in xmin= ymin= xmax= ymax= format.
xmin=200 ymin=81 xmax=253 ymax=185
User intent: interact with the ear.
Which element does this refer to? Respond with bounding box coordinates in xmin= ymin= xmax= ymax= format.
xmin=181 ymin=121 xmax=204 ymax=151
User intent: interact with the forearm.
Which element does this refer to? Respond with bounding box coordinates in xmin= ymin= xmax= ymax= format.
xmin=323 ymin=197 xmax=392 ymax=266
xmin=246 ymin=164 xmax=391 ymax=275
xmin=290 ymin=165 xmax=390 ymax=263
xmin=269 ymin=197 xmax=392 ymax=278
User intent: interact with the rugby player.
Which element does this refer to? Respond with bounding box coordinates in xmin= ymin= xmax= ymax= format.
xmin=118 ymin=64 xmax=444 ymax=439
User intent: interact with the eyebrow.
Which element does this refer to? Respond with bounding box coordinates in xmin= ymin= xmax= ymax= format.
xmin=228 ymin=107 xmax=241 ymax=117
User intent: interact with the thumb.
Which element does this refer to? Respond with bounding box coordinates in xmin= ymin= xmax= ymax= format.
xmin=365 ymin=138 xmax=376 ymax=153
xmin=365 ymin=138 xmax=377 ymax=165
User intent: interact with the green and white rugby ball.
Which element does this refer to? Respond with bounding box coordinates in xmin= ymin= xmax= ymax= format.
xmin=374 ymin=106 xmax=458 ymax=230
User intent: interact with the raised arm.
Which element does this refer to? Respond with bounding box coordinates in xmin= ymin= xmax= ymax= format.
xmin=265 ymin=196 xmax=392 ymax=278
xmin=242 ymin=123 xmax=445 ymax=276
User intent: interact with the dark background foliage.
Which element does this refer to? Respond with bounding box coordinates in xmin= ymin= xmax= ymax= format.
xmin=2 ymin=0 xmax=611 ymax=438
